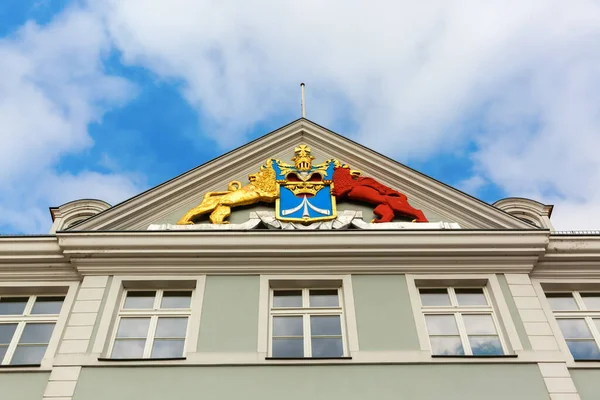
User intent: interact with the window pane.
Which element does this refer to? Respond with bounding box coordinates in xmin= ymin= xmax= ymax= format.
xmin=273 ymin=291 xmax=302 ymax=308
xmin=0 ymin=346 xmax=6 ymax=363
xmin=0 ymin=324 xmax=17 ymax=344
xmin=310 ymin=316 xmax=342 ymax=336
xmin=462 ymin=314 xmax=497 ymax=335
xmin=31 ymin=297 xmax=64 ymax=315
xmin=155 ymin=318 xmax=187 ymax=338
xmin=425 ymin=315 xmax=458 ymax=335
xmin=419 ymin=289 xmax=450 ymax=306
xmin=11 ymin=345 xmax=47 ymax=365
xmin=111 ymin=339 xmax=146 ymax=358
xmin=0 ymin=297 xmax=28 ymax=315
xmin=430 ymin=336 xmax=464 ymax=355
xmin=557 ymin=319 xmax=593 ymax=339
xmin=272 ymin=338 xmax=304 ymax=357
xmin=566 ymin=340 xmax=600 ymax=360
xmin=546 ymin=293 xmax=578 ymax=310
xmin=581 ymin=293 xmax=600 ymax=310
xmin=312 ymin=338 xmax=343 ymax=357
xmin=160 ymin=291 xmax=192 ymax=309
xmin=273 ymin=316 xmax=303 ymax=337
xmin=123 ymin=291 xmax=156 ymax=309
xmin=151 ymin=339 xmax=185 ymax=358
xmin=594 ymin=319 xmax=600 ymax=332
xmin=469 ymin=336 xmax=503 ymax=355
xmin=309 ymin=290 xmax=339 ymax=307
xmin=116 ymin=318 xmax=151 ymax=338
xmin=455 ymin=289 xmax=487 ymax=306
xmin=20 ymin=323 xmax=55 ymax=344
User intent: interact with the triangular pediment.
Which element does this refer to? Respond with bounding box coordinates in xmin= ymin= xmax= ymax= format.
xmin=71 ymin=119 xmax=533 ymax=231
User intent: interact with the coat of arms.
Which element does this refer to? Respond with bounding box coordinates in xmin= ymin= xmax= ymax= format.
xmin=272 ymin=145 xmax=336 ymax=222
xmin=176 ymin=144 xmax=428 ymax=225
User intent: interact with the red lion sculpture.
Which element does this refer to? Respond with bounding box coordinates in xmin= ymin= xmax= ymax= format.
xmin=332 ymin=167 xmax=428 ymax=223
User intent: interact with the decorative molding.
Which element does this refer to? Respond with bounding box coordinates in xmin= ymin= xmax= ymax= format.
xmin=50 ymin=199 xmax=111 ymax=234
xmin=71 ymin=119 xmax=534 ymax=231
xmin=533 ymin=235 xmax=600 ymax=278
xmin=2 ymin=232 xmax=600 ymax=278
xmin=0 ymin=236 xmax=76 ymax=281
xmin=147 ymin=211 xmax=462 ymax=231
xmin=55 ymin=230 xmax=550 ymax=275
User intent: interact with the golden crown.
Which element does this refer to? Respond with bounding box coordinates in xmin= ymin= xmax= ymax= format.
xmin=292 ymin=144 xmax=315 ymax=171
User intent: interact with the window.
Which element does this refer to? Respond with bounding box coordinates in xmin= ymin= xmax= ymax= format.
xmin=546 ymin=291 xmax=600 ymax=360
xmin=0 ymin=295 xmax=64 ymax=365
xmin=109 ymin=289 xmax=192 ymax=359
xmin=419 ymin=287 xmax=506 ymax=356
xmin=269 ymin=288 xmax=347 ymax=358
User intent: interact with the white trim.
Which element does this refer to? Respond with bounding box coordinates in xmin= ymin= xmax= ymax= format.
xmin=406 ymin=274 xmax=521 ymax=356
xmin=257 ymin=274 xmax=359 ymax=359
xmin=92 ymin=276 xmax=206 ymax=358
xmin=534 ymin=279 xmax=600 ymax=366
xmin=50 ymin=348 xmax=568 ymax=366
xmin=0 ymin=282 xmax=77 ymax=369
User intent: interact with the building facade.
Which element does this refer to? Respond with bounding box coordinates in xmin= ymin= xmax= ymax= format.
xmin=1 ymin=119 xmax=599 ymax=400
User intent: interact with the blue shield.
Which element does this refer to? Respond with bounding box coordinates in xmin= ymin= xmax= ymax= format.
xmin=273 ymin=159 xmax=336 ymax=222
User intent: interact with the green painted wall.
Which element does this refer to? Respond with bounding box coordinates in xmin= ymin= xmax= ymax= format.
xmin=198 ymin=275 xmax=259 ymax=352
xmin=352 ymin=275 xmax=420 ymax=350
xmin=571 ymin=369 xmax=600 ymax=400
xmin=497 ymin=274 xmax=532 ymax=350
xmin=0 ymin=372 xmax=49 ymax=400
xmin=73 ymin=364 xmax=549 ymax=400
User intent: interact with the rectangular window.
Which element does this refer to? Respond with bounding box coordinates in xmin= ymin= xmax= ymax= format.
xmin=546 ymin=291 xmax=600 ymax=360
xmin=109 ymin=289 xmax=192 ymax=359
xmin=269 ymin=288 xmax=346 ymax=358
xmin=419 ymin=287 xmax=506 ymax=356
xmin=0 ymin=295 xmax=64 ymax=365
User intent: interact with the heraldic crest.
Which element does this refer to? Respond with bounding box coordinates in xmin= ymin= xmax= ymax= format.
xmin=177 ymin=145 xmax=428 ymax=225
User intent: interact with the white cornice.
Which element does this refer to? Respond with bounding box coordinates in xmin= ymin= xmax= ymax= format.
xmin=71 ymin=119 xmax=533 ymax=231
xmin=0 ymin=236 xmax=77 ymax=281
xmin=3 ymin=231 xmax=600 ymax=279
xmin=533 ymin=235 xmax=600 ymax=278
xmin=57 ymin=230 xmax=549 ymax=275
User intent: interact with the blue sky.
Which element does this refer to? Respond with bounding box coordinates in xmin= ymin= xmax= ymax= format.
xmin=1 ymin=0 xmax=600 ymax=233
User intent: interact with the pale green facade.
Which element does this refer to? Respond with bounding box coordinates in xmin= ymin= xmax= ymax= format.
xmin=0 ymin=372 xmax=50 ymax=400
xmin=72 ymin=364 xmax=549 ymax=400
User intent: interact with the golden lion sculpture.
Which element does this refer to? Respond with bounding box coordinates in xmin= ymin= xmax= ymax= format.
xmin=177 ymin=162 xmax=278 ymax=225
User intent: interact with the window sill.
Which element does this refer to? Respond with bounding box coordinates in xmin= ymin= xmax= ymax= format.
xmin=0 ymin=364 xmax=42 ymax=368
xmin=97 ymin=357 xmax=186 ymax=362
xmin=432 ymin=355 xmax=518 ymax=359
xmin=265 ymin=357 xmax=352 ymax=361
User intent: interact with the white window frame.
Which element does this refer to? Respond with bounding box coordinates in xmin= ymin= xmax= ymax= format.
xmin=107 ymin=289 xmax=193 ymax=359
xmin=0 ymin=295 xmax=65 ymax=365
xmin=418 ymin=286 xmax=508 ymax=356
xmin=544 ymin=290 xmax=600 ymax=359
xmin=258 ymin=275 xmax=359 ymax=360
xmin=93 ymin=276 xmax=206 ymax=360
xmin=406 ymin=274 xmax=523 ymax=355
xmin=268 ymin=287 xmax=347 ymax=358
xmin=0 ymin=282 xmax=77 ymax=369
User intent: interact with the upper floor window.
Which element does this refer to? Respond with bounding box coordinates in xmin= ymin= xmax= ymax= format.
xmin=419 ymin=287 xmax=506 ymax=356
xmin=109 ymin=289 xmax=192 ymax=359
xmin=0 ymin=295 xmax=64 ymax=365
xmin=269 ymin=288 xmax=347 ymax=358
xmin=546 ymin=291 xmax=600 ymax=360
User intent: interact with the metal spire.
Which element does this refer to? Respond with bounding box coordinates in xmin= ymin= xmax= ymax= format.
xmin=300 ymin=83 xmax=306 ymax=118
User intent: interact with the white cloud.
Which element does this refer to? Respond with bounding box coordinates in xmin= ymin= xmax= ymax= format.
xmin=0 ymin=6 xmax=143 ymax=234
xmin=3 ymin=0 xmax=600 ymax=232
xmin=456 ymin=175 xmax=487 ymax=197
xmin=92 ymin=0 xmax=600 ymax=230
